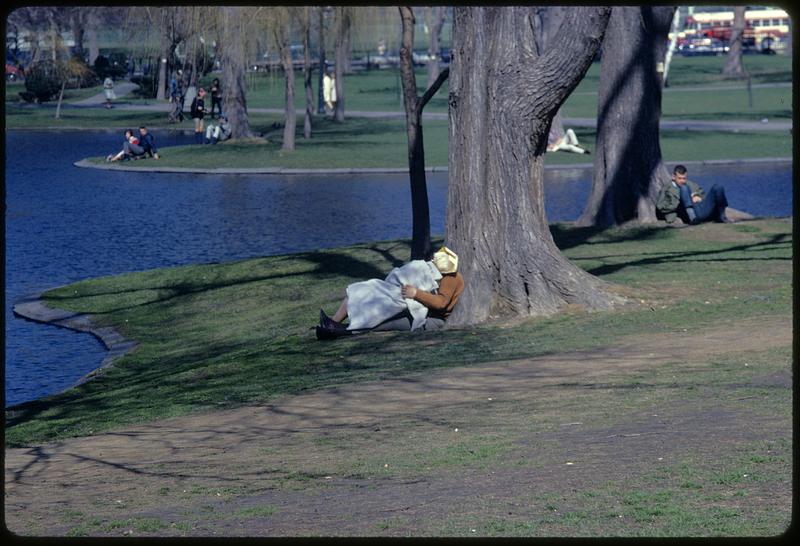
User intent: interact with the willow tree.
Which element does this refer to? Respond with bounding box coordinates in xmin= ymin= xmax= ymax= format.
xmin=219 ymin=6 xmax=254 ymax=139
xmin=446 ymin=6 xmax=619 ymax=326
xmin=576 ymin=6 xmax=675 ymax=228
xmin=399 ymin=6 xmax=449 ymax=261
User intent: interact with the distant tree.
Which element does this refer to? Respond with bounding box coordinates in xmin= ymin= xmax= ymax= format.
xmin=446 ymin=6 xmax=618 ymax=326
xmin=398 ymin=6 xmax=450 ymax=260
xmin=425 ymin=6 xmax=447 ymax=89
xmin=333 ymin=6 xmax=351 ymax=122
xmin=316 ymin=7 xmax=327 ymax=115
xmin=54 ymin=57 xmax=93 ymax=119
xmin=722 ymin=6 xmax=748 ymax=78
xmin=272 ymin=7 xmax=297 ymax=151
xmin=576 ymin=6 xmax=675 ymax=228
xmin=219 ymin=6 xmax=255 ymax=139
xmin=300 ymin=6 xmax=315 ymax=139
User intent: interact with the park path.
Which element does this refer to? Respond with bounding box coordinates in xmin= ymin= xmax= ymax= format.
xmin=4 ymin=315 xmax=791 ymax=536
xmin=65 ymin=82 xmax=792 ymax=133
xmin=72 ymin=82 xmax=139 ymax=106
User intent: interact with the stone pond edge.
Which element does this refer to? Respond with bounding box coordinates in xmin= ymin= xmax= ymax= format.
xmin=11 ymin=293 xmax=138 ymax=404
xmin=73 ymin=156 xmax=792 ymax=174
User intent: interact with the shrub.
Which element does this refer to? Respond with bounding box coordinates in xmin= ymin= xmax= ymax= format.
xmin=93 ymin=55 xmax=127 ymax=80
xmin=130 ymin=75 xmax=157 ymax=98
xmin=23 ymin=61 xmax=61 ymax=102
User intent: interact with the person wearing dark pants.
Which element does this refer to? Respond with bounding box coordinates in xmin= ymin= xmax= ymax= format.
xmin=210 ymin=78 xmax=222 ymax=118
xmin=656 ymin=164 xmax=731 ymax=225
xmin=678 ymin=181 xmax=729 ymax=224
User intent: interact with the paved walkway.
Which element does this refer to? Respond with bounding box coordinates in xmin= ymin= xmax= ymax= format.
xmin=65 ymin=84 xmax=792 ymax=133
xmin=72 ymin=82 xmax=140 ymax=106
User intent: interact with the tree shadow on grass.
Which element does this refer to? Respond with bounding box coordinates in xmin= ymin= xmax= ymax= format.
xmin=585 ymin=233 xmax=790 ymax=277
xmin=42 ymin=246 xmax=417 ymax=315
xmin=550 ymin=222 xmax=673 ymax=251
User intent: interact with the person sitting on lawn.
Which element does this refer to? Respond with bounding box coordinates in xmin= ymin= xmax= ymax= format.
xmin=656 ymin=164 xmax=731 ymax=225
xmin=138 ymin=126 xmax=159 ymax=159
xmin=204 ymin=114 xmax=232 ymax=144
xmin=546 ymin=127 xmax=589 ymax=154
xmin=316 ymin=246 xmax=464 ymax=340
xmin=106 ymin=129 xmax=146 ymax=162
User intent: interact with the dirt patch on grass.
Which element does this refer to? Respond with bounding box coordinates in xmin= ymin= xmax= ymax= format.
xmin=5 ymin=316 xmax=791 ymax=537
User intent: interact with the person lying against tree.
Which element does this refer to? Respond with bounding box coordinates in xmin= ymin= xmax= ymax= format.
xmin=316 ymin=246 xmax=464 ymax=340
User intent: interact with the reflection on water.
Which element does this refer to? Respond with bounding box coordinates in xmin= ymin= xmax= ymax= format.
xmin=4 ymin=130 xmax=793 ymax=406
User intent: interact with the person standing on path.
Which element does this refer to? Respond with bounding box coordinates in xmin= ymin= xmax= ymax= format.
xmin=210 ymin=78 xmax=222 ymax=119
xmin=190 ymin=88 xmax=207 ymax=144
xmin=656 ymin=165 xmax=731 ymax=225
xmin=322 ymin=67 xmax=336 ymax=115
xmin=103 ymin=76 xmax=116 ymax=109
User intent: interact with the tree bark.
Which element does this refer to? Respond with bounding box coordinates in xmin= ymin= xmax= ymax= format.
xmin=303 ymin=7 xmax=313 ymax=139
xmin=87 ymin=27 xmax=99 ymax=66
xmin=425 ymin=6 xmax=446 ymax=89
xmin=446 ymin=6 xmax=618 ymax=326
xmin=576 ymin=6 xmax=675 ymax=228
xmin=534 ymin=6 xmax=569 ymax=143
xmin=70 ymin=9 xmax=85 ymax=55
xmin=722 ymin=6 xmax=747 ymax=78
xmin=156 ymin=19 xmax=170 ymax=101
xmin=399 ymin=7 xmax=449 ymax=261
xmin=316 ymin=7 xmax=326 ymax=115
xmin=333 ymin=7 xmax=349 ymax=123
xmin=55 ymin=79 xmax=66 ymax=119
xmin=220 ymin=6 xmax=253 ymax=139
xmin=276 ymin=25 xmax=296 ymax=151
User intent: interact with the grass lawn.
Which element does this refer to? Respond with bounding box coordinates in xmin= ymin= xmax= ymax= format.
xmin=6 ymin=218 xmax=791 ymax=449
xmin=77 ymin=119 xmax=791 ymax=170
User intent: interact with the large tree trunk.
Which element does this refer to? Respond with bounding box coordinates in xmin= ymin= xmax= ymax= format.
xmin=534 ymin=6 xmax=569 ymax=143
xmin=722 ymin=6 xmax=747 ymax=78
xmin=303 ymin=8 xmax=313 ymax=139
xmin=220 ymin=6 xmax=253 ymax=139
xmin=87 ymin=28 xmax=99 ymax=65
xmin=446 ymin=6 xmax=618 ymax=326
xmin=425 ymin=7 xmax=446 ymax=89
xmin=576 ymin=6 xmax=675 ymax=228
xmin=333 ymin=7 xmax=349 ymax=123
xmin=277 ymin=28 xmax=296 ymax=151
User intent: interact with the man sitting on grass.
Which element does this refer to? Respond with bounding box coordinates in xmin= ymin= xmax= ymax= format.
xmin=204 ymin=114 xmax=232 ymax=145
xmin=316 ymin=246 xmax=464 ymax=340
xmin=138 ymin=126 xmax=159 ymax=159
xmin=656 ymin=164 xmax=731 ymax=225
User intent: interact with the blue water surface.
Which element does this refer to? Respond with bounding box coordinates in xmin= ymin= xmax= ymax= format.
xmin=4 ymin=129 xmax=793 ymax=406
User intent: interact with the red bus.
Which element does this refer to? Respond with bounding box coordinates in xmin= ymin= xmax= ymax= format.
xmin=683 ymin=8 xmax=790 ymax=49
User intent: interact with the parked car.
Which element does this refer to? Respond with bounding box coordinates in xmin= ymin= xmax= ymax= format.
xmin=678 ymin=38 xmax=729 ymax=56
xmin=6 ymin=62 xmax=22 ymax=81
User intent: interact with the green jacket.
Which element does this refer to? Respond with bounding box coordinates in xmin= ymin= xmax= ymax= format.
xmin=656 ymin=180 xmax=705 ymax=223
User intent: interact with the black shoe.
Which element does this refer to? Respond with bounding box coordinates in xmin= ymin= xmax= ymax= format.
xmin=315 ymin=325 xmax=352 ymax=340
xmin=319 ymin=308 xmax=345 ymax=330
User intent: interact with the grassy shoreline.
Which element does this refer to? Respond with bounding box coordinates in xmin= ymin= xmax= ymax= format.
xmin=5 ymin=218 xmax=791 ymax=448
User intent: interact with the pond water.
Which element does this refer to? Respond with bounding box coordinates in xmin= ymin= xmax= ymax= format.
xmin=4 ymin=130 xmax=793 ymax=407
